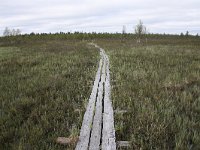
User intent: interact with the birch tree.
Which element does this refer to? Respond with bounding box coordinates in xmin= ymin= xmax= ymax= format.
xmin=3 ymin=27 xmax=11 ymax=36
xmin=134 ymin=20 xmax=147 ymax=43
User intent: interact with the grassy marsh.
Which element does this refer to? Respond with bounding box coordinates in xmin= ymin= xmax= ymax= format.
xmin=97 ymin=39 xmax=200 ymax=149
xmin=0 ymin=40 xmax=98 ymax=149
xmin=0 ymin=34 xmax=200 ymax=149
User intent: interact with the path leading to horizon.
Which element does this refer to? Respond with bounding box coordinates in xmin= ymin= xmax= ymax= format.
xmin=75 ymin=44 xmax=116 ymax=150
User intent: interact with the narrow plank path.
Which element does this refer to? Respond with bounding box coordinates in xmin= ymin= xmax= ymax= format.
xmin=75 ymin=44 xmax=116 ymax=150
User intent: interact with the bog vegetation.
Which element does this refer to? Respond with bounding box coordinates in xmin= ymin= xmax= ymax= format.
xmin=97 ymin=36 xmax=200 ymax=149
xmin=0 ymin=38 xmax=98 ymax=149
xmin=0 ymin=32 xmax=200 ymax=149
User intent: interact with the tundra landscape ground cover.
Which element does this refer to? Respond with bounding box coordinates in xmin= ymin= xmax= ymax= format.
xmin=0 ymin=39 xmax=98 ymax=149
xmin=97 ymin=38 xmax=200 ymax=149
xmin=0 ymin=35 xmax=200 ymax=150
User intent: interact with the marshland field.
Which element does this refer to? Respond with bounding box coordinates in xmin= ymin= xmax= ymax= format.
xmin=0 ymin=34 xmax=200 ymax=149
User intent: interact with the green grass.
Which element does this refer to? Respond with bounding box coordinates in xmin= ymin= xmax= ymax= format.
xmin=0 ymin=40 xmax=98 ymax=149
xmin=97 ymin=39 xmax=200 ymax=149
xmin=0 ymin=47 xmax=21 ymax=60
xmin=1 ymin=36 xmax=200 ymax=149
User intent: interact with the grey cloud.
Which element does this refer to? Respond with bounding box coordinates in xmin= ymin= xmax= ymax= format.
xmin=0 ymin=0 xmax=200 ymax=35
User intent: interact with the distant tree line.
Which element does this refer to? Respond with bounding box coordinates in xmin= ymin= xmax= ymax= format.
xmin=0 ymin=22 xmax=199 ymax=46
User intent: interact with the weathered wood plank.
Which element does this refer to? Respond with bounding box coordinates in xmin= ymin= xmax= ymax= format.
xmin=114 ymin=110 xmax=128 ymax=114
xmin=102 ymin=50 xmax=116 ymax=150
xmin=89 ymin=57 xmax=106 ymax=150
xmin=75 ymin=59 xmax=103 ymax=150
xmin=117 ymin=141 xmax=131 ymax=148
xmin=76 ymin=43 xmax=116 ymax=150
xmin=56 ymin=137 xmax=78 ymax=145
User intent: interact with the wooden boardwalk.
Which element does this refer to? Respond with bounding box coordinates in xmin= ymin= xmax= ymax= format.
xmin=75 ymin=44 xmax=116 ymax=150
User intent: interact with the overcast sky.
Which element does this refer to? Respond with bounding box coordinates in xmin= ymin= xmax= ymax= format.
xmin=0 ymin=0 xmax=200 ymax=35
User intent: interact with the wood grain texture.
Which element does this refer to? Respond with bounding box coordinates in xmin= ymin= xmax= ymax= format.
xmin=76 ymin=43 xmax=116 ymax=150
xmin=89 ymin=56 xmax=106 ymax=150
xmin=75 ymin=59 xmax=102 ymax=150
xmin=102 ymin=52 xmax=116 ymax=150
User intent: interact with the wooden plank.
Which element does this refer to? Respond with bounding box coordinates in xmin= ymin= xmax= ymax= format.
xmin=89 ymin=57 xmax=106 ymax=150
xmin=76 ymin=43 xmax=116 ymax=150
xmin=56 ymin=137 xmax=78 ymax=145
xmin=117 ymin=141 xmax=131 ymax=148
xmin=114 ymin=110 xmax=128 ymax=114
xmin=75 ymin=59 xmax=103 ymax=150
xmin=102 ymin=50 xmax=116 ymax=150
